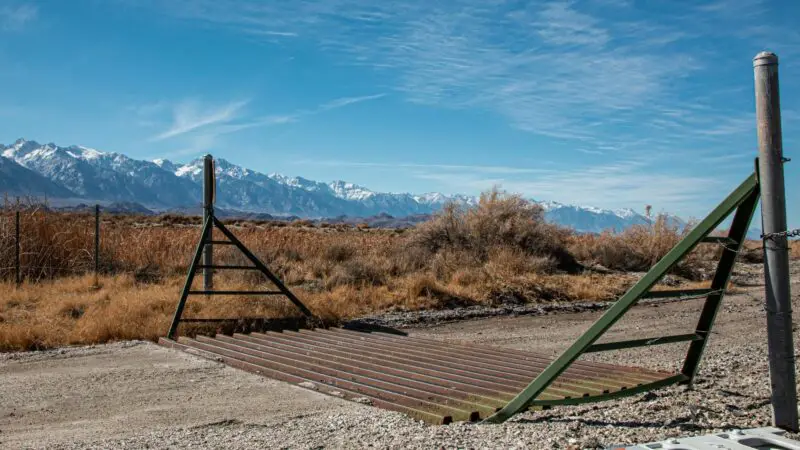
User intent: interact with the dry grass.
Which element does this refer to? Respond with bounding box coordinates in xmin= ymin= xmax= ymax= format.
xmin=568 ymin=214 xmax=704 ymax=278
xmin=0 ymin=194 xmax=788 ymax=351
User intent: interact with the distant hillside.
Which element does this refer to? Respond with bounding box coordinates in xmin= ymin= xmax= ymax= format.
xmin=3 ymin=138 xmax=682 ymax=233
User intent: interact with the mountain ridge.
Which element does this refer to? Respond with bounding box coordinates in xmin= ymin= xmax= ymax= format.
xmin=2 ymin=138 xmax=667 ymax=233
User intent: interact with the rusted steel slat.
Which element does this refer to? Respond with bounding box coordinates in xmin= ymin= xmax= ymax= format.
xmin=158 ymin=338 xmax=451 ymax=424
xmin=242 ymin=332 xmax=533 ymax=399
xmin=228 ymin=333 xmax=514 ymax=404
xmin=260 ymin=330 xmax=561 ymax=396
xmin=187 ymin=336 xmax=480 ymax=421
xmin=210 ymin=334 xmax=500 ymax=414
xmin=343 ymin=328 xmax=672 ymax=379
xmin=326 ymin=329 xmax=650 ymax=390
xmin=332 ymin=328 xmax=665 ymax=384
xmin=282 ymin=330 xmax=599 ymax=399
xmin=304 ymin=329 xmax=612 ymax=397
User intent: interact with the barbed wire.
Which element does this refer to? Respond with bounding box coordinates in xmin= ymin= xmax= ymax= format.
xmin=762 ymin=228 xmax=800 ymax=240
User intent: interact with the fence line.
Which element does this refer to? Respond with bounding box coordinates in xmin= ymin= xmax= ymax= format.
xmin=0 ymin=205 xmax=279 ymax=285
xmin=3 ymin=205 xmax=102 ymax=285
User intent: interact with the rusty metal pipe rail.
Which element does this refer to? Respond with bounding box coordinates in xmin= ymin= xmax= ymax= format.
xmin=308 ymin=329 xmax=660 ymax=391
xmin=327 ymin=328 xmax=664 ymax=385
xmin=159 ymin=328 xmax=682 ymax=424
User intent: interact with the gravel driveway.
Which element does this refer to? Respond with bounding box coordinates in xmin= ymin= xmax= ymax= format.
xmin=2 ymin=263 xmax=799 ymax=449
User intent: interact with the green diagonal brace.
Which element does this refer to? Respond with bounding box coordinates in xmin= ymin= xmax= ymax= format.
xmin=483 ymin=173 xmax=759 ymax=423
xmin=681 ymin=186 xmax=759 ymax=383
xmin=167 ymin=216 xmax=212 ymax=340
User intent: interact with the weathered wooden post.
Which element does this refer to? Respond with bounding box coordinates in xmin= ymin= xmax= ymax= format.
xmin=754 ymin=51 xmax=798 ymax=431
xmin=203 ymin=154 xmax=215 ymax=290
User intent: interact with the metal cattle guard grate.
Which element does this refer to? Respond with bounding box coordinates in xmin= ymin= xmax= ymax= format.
xmin=161 ymin=160 xmax=761 ymax=424
xmin=159 ymin=328 xmax=678 ymax=425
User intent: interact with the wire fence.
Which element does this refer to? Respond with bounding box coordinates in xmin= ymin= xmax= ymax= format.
xmin=0 ymin=205 xmax=300 ymax=285
xmin=0 ymin=205 xmax=203 ymax=284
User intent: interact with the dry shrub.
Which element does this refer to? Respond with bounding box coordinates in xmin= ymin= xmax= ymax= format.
xmin=570 ymin=214 xmax=702 ymax=279
xmin=408 ymin=189 xmax=581 ymax=273
xmin=325 ymin=260 xmax=386 ymax=289
xmin=323 ymin=243 xmax=356 ymax=263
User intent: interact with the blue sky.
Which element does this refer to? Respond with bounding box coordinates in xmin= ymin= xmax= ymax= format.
xmin=1 ymin=0 xmax=799 ymax=224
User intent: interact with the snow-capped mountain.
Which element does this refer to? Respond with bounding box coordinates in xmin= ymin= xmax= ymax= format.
xmin=0 ymin=154 xmax=74 ymax=198
xmin=539 ymin=201 xmax=648 ymax=233
xmin=2 ymin=139 xmax=198 ymax=206
xmin=0 ymin=139 xmax=660 ymax=232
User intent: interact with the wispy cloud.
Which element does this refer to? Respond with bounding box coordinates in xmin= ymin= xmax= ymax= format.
xmin=142 ymin=92 xmax=385 ymax=147
xmin=125 ymin=0 xmax=796 ymax=215
xmin=319 ymin=94 xmax=386 ymax=111
xmin=151 ymin=99 xmax=250 ymax=141
xmin=1 ymin=3 xmax=37 ymax=31
xmin=129 ymin=0 xmax=714 ymax=153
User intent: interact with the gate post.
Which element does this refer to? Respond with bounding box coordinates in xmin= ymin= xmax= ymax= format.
xmin=203 ymin=154 xmax=215 ymax=290
xmin=753 ymin=51 xmax=798 ymax=432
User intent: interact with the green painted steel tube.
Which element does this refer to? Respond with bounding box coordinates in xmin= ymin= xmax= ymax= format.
xmin=167 ymin=216 xmax=212 ymax=340
xmin=681 ymin=188 xmax=760 ymax=382
xmin=585 ymin=333 xmax=702 ymax=353
xmin=482 ymin=174 xmax=758 ymax=424
xmin=530 ymin=374 xmax=689 ymax=407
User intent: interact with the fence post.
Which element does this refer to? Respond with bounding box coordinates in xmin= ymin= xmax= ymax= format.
xmin=203 ymin=154 xmax=214 ymax=290
xmin=15 ymin=210 xmax=20 ymax=286
xmin=754 ymin=51 xmax=798 ymax=432
xmin=94 ymin=204 xmax=100 ymax=286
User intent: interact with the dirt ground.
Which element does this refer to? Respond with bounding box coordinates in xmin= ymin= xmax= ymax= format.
xmin=2 ymin=262 xmax=799 ymax=449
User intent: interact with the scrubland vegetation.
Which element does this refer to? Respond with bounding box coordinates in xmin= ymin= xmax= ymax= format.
xmin=0 ymin=191 xmax=791 ymax=351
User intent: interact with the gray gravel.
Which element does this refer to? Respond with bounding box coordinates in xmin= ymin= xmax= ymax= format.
xmin=2 ymin=262 xmax=799 ymax=449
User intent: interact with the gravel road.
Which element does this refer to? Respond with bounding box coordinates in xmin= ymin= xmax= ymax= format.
xmin=2 ymin=262 xmax=799 ymax=449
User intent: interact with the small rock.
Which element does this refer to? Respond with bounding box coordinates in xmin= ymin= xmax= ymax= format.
xmin=298 ymin=381 xmax=318 ymax=390
xmin=353 ymin=397 xmax=373 ymax=405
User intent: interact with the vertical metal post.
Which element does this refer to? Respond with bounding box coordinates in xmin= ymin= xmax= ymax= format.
xmin=203 ymin=154 xmax=214 ymax=290
xmin=754 ymin=51 xmax=798 ymax=432
xmin=94 ymin=204 xmax=100 ymax=285
xmin=15 ymin=210 xmax=20 ymax=286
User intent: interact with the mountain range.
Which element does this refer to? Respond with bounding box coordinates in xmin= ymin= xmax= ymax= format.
xmin=1 ymin=139 xmax=664 ymax=233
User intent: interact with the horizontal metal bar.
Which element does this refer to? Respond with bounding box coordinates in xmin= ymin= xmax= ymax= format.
xmin=187 ymin=290 xmax=284 ymax=295
xmin=585 ymin=334 xmax=702 ymax=353
xmin=195 ymin=265 xmax=259 ymax=270
xmin=530 ymin=374 xmax=689 ymax=407
xmin=204 ymin=240 xmax=236 ymax=245
xmin=641 ymin=288 xmax=715 ymax=299
xmin=700 ymin=236 xmax=738 ymax=245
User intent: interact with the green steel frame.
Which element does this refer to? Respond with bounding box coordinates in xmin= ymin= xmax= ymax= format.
xmin=166 ymin=213 xmax=315 ymax=340
xmin=484 ymin=172 xmax=760 ymax=423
